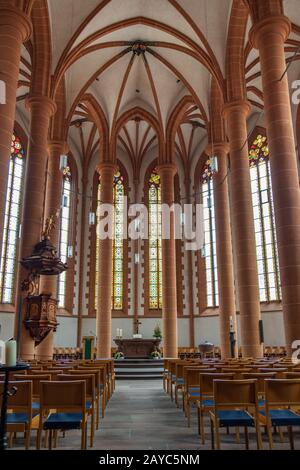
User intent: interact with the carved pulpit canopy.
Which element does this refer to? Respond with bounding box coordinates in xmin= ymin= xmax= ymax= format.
xmin=20 ymin=215 xmax=68 ymax=345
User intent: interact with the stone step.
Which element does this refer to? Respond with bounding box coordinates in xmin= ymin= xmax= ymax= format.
xmin=117 ymin=374 xmax=163 ymax=381
xmin=116 ymin=368 xmax=163 ymax=375
xmin=115 ymin=362 xmax=163 ymax=369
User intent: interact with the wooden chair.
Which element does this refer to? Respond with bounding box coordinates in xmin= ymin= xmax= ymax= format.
xmin=29 ymin=369 xmax=64 ymax=380
xmin=58 ymin=374 xmax=96 ymax=447
xmin=37 ymin=381 xmax=87 ymax=450
xmin=14 ymin=374 xmax=51 ymax=411
xmin=174 ymin=361 xmax=192 ymax=407
xmin=183 ymin=368 xmax=216 ymax=426
xmin=0 ymin=381 xmax=34 ymax=449
xmin=209 ymin=380 xmax=263 ymax=450
xmin=69 ymin=368 xmax=104 ymax=427
xmin=261 ymin=379 xmax=300 ymax=450
xmin=197 ymin=373 xmax=235 ymax=444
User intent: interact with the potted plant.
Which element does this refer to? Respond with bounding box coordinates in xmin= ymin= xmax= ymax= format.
xmin=150 ymin=350 xmax=161 ymax=360
xmin=113 ymin=351 xmax=125 ymax=360
xmin=153 ymin=323 xmax=162 ymax=340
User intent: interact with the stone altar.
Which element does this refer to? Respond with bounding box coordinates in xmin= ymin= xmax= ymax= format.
xmin=114 ymin=339 xmax=161 ymax=358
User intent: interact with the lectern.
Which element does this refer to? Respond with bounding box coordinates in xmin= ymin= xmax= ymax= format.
xmin=82 ymin=336 xmax=95 ymax=360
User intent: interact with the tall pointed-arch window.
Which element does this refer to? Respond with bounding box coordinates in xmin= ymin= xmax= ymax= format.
xmin=58 ymin=166 xmax=72 ymax=308
xmin=95 ymin=169 xmax=124 ymax=311
xmin=148 ymin=169 xmax=162 ymax=310
xmin=249 ymin=134 xmax=281 ymax=301
xmin=0 ymin=134 xmax=25 ymax=304
xmin=202 ymin=159 xmax=218 ymax=307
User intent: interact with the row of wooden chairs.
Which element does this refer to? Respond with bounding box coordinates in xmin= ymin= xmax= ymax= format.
xmin=163 ymin=357 xmax=300 ymax=449
xmin=0 ymin=359 xmax=115 ymax=449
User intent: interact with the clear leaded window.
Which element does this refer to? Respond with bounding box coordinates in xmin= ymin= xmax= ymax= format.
xmin=202 ymin=159 xmax=218 ymax=308
xmin=249 ymin=134 xmax=281 ymax=301
xmin=148 ymin=169 xmax=162 ymax=309
xmin=0 ymin=134 xmax=25 ymax=304
xmin=95 ymin=170 xmax=124 ymax=311
xmin=58 ymin=166 xmax=71 ymax=308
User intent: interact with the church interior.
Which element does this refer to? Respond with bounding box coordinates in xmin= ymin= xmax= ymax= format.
xmin=1 ymin=0 xmax=300 ymax=452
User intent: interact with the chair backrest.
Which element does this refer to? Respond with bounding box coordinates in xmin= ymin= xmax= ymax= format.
xmin=241 ymin=372 xmax=277 ymax=394
xmin=258 ymin=368 xmax=287 ymax=378
xmin=0 ymin=380 xmax=32 ymax=412
xmin=69 ymin=369 xmax=102 ymax=393
xmin=283 ymin=372 xmax=300 ymax=379
xmin=39 ymin=380 xmax=86 ymax=411
xmin=222 ymin=368 xmax=252 ymax=378
xmin=265 ymin=379 xmax=300 ymax=407
xmin=14 ymin=374 xmax=51 ymax=397
xmin=213 ymin=379 xmax=259 ymax=409
xmin=58 ymin=374 xmax=95 ymax=398
xmin=199 ymin=373 xmax=235 ymax=396
xmin=184 ymin=368 xmax=216 ymax=389
xmin=175 ymin=361 xmax=193 ymax=380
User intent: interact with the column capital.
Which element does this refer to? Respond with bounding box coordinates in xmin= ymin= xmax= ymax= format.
xmin=250 ymin=15 xmax=291 ymax=49
xmin=26 ymin=95 xmax=57 ymax=117
xmin=206 ymin=142 xmax=230 ymax=156
xmin=157 ymin=163 xmax=177 ymax=178
xmin=48 ymin=140 xmax=69 ymax=155
xmin=96 ymin=162 xmax=118 ymax=177
xmin=222 ymin=100 xmax=251 ymax=119
xmin=0 ymin=5 xmax=32 ymax=42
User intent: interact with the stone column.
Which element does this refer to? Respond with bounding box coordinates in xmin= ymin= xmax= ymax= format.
xmin=0 ymin=4 xmax=31 ymax=253
xmin=158 ymin=164 xmax=178 ymax=358
xmin=223 ymin=101 xmax=263 ymax=357
xmin=14 ymin=96 xmax=57 ymax=360
xmin=184 ymin=178 xmax=195 ymax=348
xmin=210 ymin=143 xmax=238 ymax=358
xmin=36 ymin=141 xmax=67 ymax=360
xmin=250 ymin=16 xmax=300 ymax=354
xmin=96 ymin=163 xmax=117 ymax=358
xmin=77 ymin=176 xmax=88 ymax=348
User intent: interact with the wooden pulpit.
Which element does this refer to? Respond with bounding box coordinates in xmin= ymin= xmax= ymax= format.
xmin=82 ymin=336 xmax=95 ymax=360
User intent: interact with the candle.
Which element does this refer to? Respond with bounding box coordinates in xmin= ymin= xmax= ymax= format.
xmin=120 ymin=329 xmax=123 ymax=338
xmin=5 ymin=340 xmax=17 ymax=367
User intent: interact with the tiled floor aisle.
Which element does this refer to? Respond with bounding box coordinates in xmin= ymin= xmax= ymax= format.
xmin=12 ymin=380 xmax=300 ymax=450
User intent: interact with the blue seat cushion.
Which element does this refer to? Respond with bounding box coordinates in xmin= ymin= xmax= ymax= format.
xmin=32 ymin=402 xmax=40 ymax=411
xmin=188 ymin=389 xmax=200 ymax=397
xmin=43 ymin=413 xmax=83 ymax=430
xmin=258 ymin=399 xmax=265 ymax=407
xmin=172 ymin=375 xmax=176 ymax=381
xmin=176 ymin=378 xmax=184 ymax=385
xmin=86 ymin=401 xmax=93 ymax=409
xmin=201 ymin=398 xmax=214 ymax=407
xmin=7 ymin=412 xmax=38 ymax=424
xmin=216 ymin=410 xmax=254 ymax=427
xmin=260 ymin=409 xmax=300 ymax=426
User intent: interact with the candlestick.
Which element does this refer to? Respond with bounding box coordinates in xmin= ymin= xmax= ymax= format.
xmin=5 ymin=340 xmax=17 ymax=367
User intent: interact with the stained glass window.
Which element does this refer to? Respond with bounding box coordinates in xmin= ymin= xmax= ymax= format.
xmin=95 ymin=170 xmax=124 ymax=310
xmin=58 ymin=166 xmax=71 ymax=308
xmin=0 ymin=134 xmax=25 ymax=304
xmin=202 ymin=159 xmax=218 ymax=307
xmin=249 ymin=134 xmax=281 ymax=301
xmin=149 ymin=169 xmax=162 ymax=309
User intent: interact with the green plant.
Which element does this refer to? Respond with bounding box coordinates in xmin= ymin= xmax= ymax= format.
xmin=113 ymin=351 xmax=124 ymax=360
xmin=150 ymin=350 xmax=161 ymax=359
xmin=153 ymin=323 xmax=162 ymax=339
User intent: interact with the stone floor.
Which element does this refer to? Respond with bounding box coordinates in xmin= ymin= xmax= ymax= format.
xmin=11 ymin=380 xmax=300 ymax=450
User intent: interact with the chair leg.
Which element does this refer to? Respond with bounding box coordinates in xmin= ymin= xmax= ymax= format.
xmin=36 ymin=429 xmax=42 ymax=450
xmin=81 ymin=422 xmax=86 ymax=450
xmin=54 ymin=430 xmax=58 ymax=448
xmin=244 ymin=426 xmax=249 ymax=450
xmin=267 ymin=422 xmax=274 ymax=450
xmin=210 ymin=419 xmax=215 ymax=450
xmin=8 ymin=432 xmax=13 ymax=448
xmin=187 ymin=401 xmax=191 ymax=427
xmin=48 ymin=430 xmax=53 ymax=450
xmin=235 ymin=427 xmax=240 ymax=443
xmin=90 ymin=410 xmax=95 ymax=448
xmin=288 ymin=426 xmax=294 ymax=450
xmin=215 ymin=421 xmax=221 ymax=450
xmin=278 ymin=427 xmax=284 ymax=443
xmin=256 ymin=422 xmax=263 ymax=450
